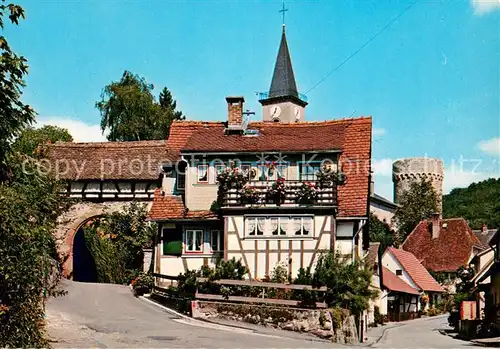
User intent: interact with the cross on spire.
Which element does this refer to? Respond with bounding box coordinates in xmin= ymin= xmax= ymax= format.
xmin=279 ymin=1 xmax=288 ymax=27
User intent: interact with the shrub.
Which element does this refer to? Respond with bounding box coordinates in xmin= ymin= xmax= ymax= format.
xmin=426 ymin=307 xmax=442 ymax=317
xmin=312 ymin=250 xmax=378 ymax=316
xmin=132 ymin=273 xmax=154 ymax=296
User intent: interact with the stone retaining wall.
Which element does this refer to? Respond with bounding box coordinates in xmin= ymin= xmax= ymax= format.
xmin=192 ymin=300 xmax=358 ymax=344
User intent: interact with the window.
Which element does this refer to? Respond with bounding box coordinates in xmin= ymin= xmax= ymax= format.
xmin=396 ymin=269 xmax=403 ymax=276
xmin=299 ymin=162 xmax=321 ymax=181
xmin=241 ymin=164 xmax=251 ymax=179
xmin=276 ymin=164 xmax=288 ymax=179
xmin=302 ymin=217 xmax=313 ymax=235
xmin=210 ymin=230 xmax=223 ymax=252
xmin=176 ymin=161 xmax=187 ymax=190
xmin=162 ymin=227 xmax=182 ymax=256
xmin=214 ymin=164 xmax=226 ymax=182
xmin=197 ymin=165 xmax=208 ymax=183
xmin=245 ymin=216 xmax=313 ymax=237
xmin=270 ymin=217 xmax=279 ymax=235
xmin=185 ymin=230 xmax=203 ymax=252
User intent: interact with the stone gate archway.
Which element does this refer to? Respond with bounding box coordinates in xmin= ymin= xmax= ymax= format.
xmin=54 ymin=202 xmax=133 ymax=279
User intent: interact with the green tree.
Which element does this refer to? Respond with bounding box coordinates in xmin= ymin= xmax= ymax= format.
xmin=12 ymin=125 xmax=73 ymax=157
xmin=0 ymin=3 xmax=70 ymax=345
xmin=312 ymin=250 xmax=377 ymax=316
xmin=393 ymin=179 xmax=438 ymax=242
xmin=81 ymin=202 xmax=157 ymax=284
xmin=96 ymin=71 xmax=184 ymax=141
xmin=443 ymin=178 xmax=500 ymax=229
xmin=369 ymin=213 xmax=396 ymax=250
xmin=0 ymin=154 xmax=70 ymax=347
xmin=0 ymin=2 xmax=35 ymax=180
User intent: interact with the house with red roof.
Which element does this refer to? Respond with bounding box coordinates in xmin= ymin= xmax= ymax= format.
xmin=378 ymin=247 xmax=443 ymax=321
xmin=402 ymin=215 xmax=484 ymax=275
xmin=147 ymin=27 xmax=372 ymax=279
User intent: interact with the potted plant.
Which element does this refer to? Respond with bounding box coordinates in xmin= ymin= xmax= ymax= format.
xmin=295 ymin=182 xmax=318 ymax=205
xmin=316 ymin=166 xmax=347 ymax=188
xmin=239 ymin=185 xmax=260 ymax=205
xmin=266 ymin=177 xmax=286 ymax=206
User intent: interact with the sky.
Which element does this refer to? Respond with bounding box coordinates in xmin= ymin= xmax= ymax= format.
xmin=5 ymin=0 xmax=500 ymax=200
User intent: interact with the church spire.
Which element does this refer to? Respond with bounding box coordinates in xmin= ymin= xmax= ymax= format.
xmin=259 ymin=2 xmax=307 ymax=123
xmin=268 ymin=27 xmax=298 ymax=99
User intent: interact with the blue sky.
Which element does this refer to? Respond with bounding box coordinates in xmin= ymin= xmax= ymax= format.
xmin=6 ymin=0 xmax=500 ymax=199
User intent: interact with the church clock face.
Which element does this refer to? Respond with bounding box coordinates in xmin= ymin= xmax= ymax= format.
xmin=270 ymin=105 xmax=281 ymax=118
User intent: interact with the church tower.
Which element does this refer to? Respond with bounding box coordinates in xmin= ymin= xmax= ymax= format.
xmin=260 ymin=25 xmax=308 ymax=123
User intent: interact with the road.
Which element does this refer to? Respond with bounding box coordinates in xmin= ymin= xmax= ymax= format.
xmin=372 ymin=315 xmax=476 ymax=348
xmin=47 ymin=280 xmax=478 ymax=348
xmin=46 ymin=280 xmax=339 ymax=348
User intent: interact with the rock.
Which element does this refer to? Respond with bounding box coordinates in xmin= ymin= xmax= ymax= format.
xmin=312 ymin=329 xmax=333 ymax=339
xmin=283 ymin=323 xmax=295 ymax=331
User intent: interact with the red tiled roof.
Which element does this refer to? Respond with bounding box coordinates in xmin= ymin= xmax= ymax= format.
xmin=147 ymin=189 xmax=217 ymax=221
xmin=387 ymin=247 xmax=444 ymax=292
xmin=45 ymin=140 xmax=172 ymax=180
xmin=167 ymin=117 xmax=372 ymax=217
xmin=180 ymin=120 xmax=349 ymax=153
xmin=381 ymin=267 xmax=420 ymax=295
xmin=402 ymin=218 xmax=479 ymax=273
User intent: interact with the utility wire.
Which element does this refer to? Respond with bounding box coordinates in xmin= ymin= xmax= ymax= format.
xmin=305 ymin=0 xmax=418 ymax=95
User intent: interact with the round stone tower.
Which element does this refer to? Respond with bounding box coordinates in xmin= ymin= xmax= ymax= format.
xmin=392 ymin=158 xmax=444 ymax=214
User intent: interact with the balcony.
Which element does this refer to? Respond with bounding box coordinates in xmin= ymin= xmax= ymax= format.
xmin=221 ymin=180 xmax=337 ymax=209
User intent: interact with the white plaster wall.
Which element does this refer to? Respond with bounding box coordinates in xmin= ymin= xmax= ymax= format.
xmin=336 ymin=240 xmax=355 ymax=256
xmin=382 ymin=250 xmax=420 ymax=290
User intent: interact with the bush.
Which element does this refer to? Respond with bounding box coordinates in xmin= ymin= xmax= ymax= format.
xmin=0 ymin=155 xmax=71 ymax=347
xmin=132 ymin=273 xmax=154 ymax=296
xmin=426 ymin=307 xmax=442 ymax=317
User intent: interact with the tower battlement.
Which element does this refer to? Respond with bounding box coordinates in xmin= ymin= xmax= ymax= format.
xmin=392 ymin=158 xmax=444 ymax=214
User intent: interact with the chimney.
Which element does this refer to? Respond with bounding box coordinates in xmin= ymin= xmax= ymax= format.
xmin=482 ymin=224 xmax=488 ymax=233
xmin=226 ymin=96 xmax=245 ymax=130
xmin=431 ymin=212 xmax=440 ymax=239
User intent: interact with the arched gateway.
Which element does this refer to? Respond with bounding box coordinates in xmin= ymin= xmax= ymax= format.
xmin=46 ymin=140 xmax=170 ymax=279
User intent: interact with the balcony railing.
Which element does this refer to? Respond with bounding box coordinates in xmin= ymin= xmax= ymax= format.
xmin=221 ymin=180 xmax=337 ymax=208
xmin=257 ymin=91 xmax=308 ymax=103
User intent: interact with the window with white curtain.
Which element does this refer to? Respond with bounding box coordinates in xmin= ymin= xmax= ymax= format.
xmin=185 ymin=230 xmax=203 ymax=252
xmin=245 ymin=216 xmax=314 ymax=237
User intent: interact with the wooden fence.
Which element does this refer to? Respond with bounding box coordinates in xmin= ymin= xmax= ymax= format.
xmin=152 ymin=273 xmax=329 ymax=309
xmin=195 ymin=277 xmax=327 ymax=309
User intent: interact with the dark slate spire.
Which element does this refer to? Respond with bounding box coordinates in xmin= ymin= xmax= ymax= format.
xmin=268 ymin=26 xmax=299 ymax=99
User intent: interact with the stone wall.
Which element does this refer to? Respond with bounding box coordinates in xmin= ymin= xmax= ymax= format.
xmin=392 ymin=158 xmax=444 ymax=214
xmin=192 ymin=301 xmax=358 ymax=344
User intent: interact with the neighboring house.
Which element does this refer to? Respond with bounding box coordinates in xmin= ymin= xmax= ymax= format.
xmin=402 ymin=215 xmax=483 ymax=282
xmin=147 ymin=27 xmax=372 ymax=279
xmin=476 ymin=229 xmax=500 ymax=327
xmin=471 ymin=224 xmax=497 ymax=281
xmin=369 ymin=184 xmax=398 ymax=227
xmin=380 ymin=247 xmax=443 ymax=321
xmin=365 ymin=242 xmax=384 ymax=323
